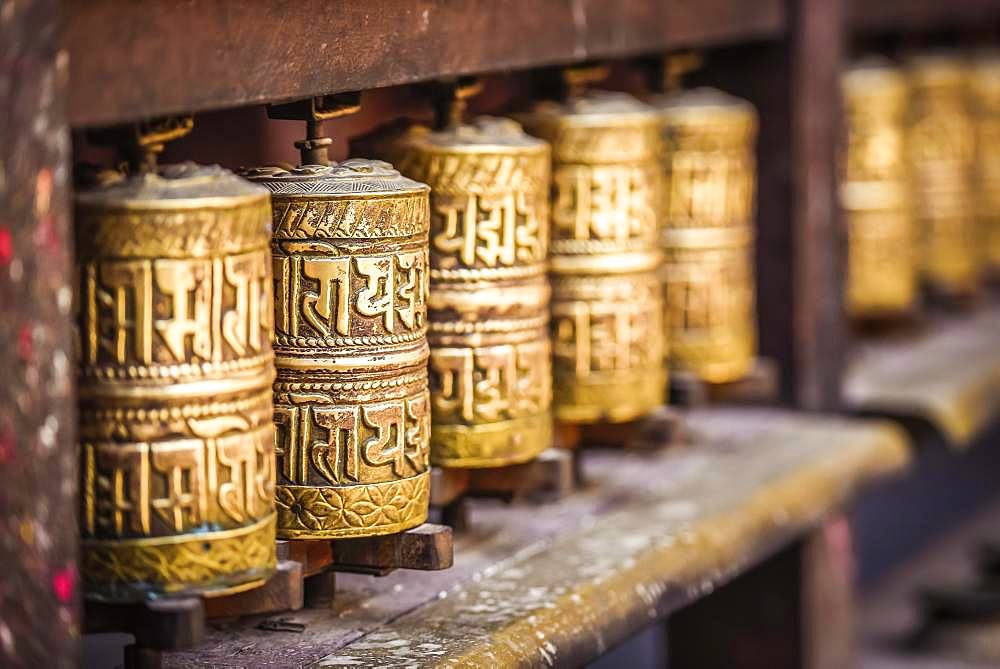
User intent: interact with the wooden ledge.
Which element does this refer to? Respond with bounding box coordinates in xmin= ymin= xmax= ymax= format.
xmin=844 ymin=306 xmax=1000 ymax=448
xmin=164 ymin=409 xmax=908 ymax=668
xmin=849 ymin=0 xmax=1000 ymax=32
xmin=64 ymin=0 xmax=785 ymax=127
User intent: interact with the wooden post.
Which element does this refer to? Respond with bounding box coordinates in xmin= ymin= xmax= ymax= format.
xmin=691 ymin=0 xmax=847 ymax=410
xmin=0 ymin=1 xmax=78 ymax=667
xmin=668 ymin=515 xmax=855 ymax=669
xmin=788 ymin=0 xmax=848 ymax=411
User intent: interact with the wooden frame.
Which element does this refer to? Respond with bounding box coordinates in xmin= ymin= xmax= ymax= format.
xmin=5 ymin=0 xmax=1000 ymax=666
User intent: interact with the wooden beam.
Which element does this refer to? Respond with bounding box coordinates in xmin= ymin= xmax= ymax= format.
xmin=849 ymin=0 xmax=1000 ymax=32
xmin=63 ymin=0 xmax=785 ymax=127
xmin=0 ymin=0 xmax=78 ymax=666
xmin=668 ymin=516 xmax=855 ymax=669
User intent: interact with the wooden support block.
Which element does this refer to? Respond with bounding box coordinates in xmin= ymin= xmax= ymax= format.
xmin=430 ymin=450 xmax=575 ymax=532
xmin=203 ymin=561 xmax=303 ymax=620
xmin=576 ymin=406 xmax=686 ymax=451
xmin=921 ymin=584 xmax=1000 ymax=622
xmin=439 ymin=497 xmax=471 ymax=533
xmin=87 ymin=561 xmax=308 ymax=652
xmin=979 ymin=541 xmax=1000 ymax=577
xmin=285 ymin=538 xmax=335 ymax=578
xmin=924 ymin=284 xmax=986 ymax=314
xmin=553 ymin=421 xmax=583 ymax=450
xmin=124 ymin=645 xmax=163 ymax=669
xmin=464 ymin=448 xmax=575 ymax=502
xmin=430 ymin=466 xmax=470 ymax=508
xmin=850 ymin=307 xmax=925 ymax=340
xmin=671 ymin=358 xmax=780 ymax=407
xmin=915 ymin=580 xmax=1000 ymax=662
xmin=670 ymin=371 xmax=709 ymax=407
xmin=303 ymin=571 xmax=338 ymax=609
xmin=707 ymin=357 xmax=780 ymax=404
xmin=330 ymin=523 xmax=454 ymax=576
xmin=86 ymin=597 xmax=204 ymax=651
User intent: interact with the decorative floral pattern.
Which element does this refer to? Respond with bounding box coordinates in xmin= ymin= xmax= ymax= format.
xmin=276 ymin=474 xmax=429 ymax=539
xmin=82 ymin=514 xmax=276 ymax=597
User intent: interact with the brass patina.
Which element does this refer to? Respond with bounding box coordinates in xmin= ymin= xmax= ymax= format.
xmin=75 ymin=118 xmax=277 ymax=602
xmin=651 ymin=87 xmax=758 ymax=383
xmin=842 ymin=60 xmax=916 ymax=317
xmin=971 ymin=53 xmax=1000 ymax=275
xmin=357 ymin=80 xmax=552 ymax=468
xmin=518 ymin=72 xmax=665 ymax=424
xmin=243 ymin=97 xmax=433 ymax=538
xmin=907 ymin=53 xmax=980 ymax=296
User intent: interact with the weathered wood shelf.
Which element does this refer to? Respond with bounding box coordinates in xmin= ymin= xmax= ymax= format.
xmin=844 ymin=306 xmax=1000 ymax=448
xmin=63 ymin=0 xmax=786 ymax=127
xmin=161 ymin=408 xmax=908 ymax=668
xmin=848 ymin=0 xmax=1000 ymax=32
xmin=861 ymin=495 xmax=1000 ymax=668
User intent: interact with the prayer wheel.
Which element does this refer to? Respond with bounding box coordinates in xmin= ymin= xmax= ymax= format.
xmin=971 ymin=52 xmax=1000 ymax=275
xmin=907 ymin=53 xmax=980 ymax=296
xmin=244 ymin=97 xmax=432 ymax=538
xmin=76 ymin=119 xmax=277 ymax=601
xmin=842 ymin=60 xmax=917 ymax=317
xmin=518 ymin=87 xmax=665 ymax=424
xmin=357 ymin=82 xmax=552 ymax=468
xmin=651 ymin=87 xmax=758 ymax=382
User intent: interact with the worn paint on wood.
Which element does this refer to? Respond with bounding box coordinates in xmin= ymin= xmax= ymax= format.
xmin=0 ymin=0 xmax=78 ymax=666
xmin=63 ymin=0 xmax=785 ymax=127
xmin=844 ymin=307 xmax=1000 ymax=447
xmin=162 ymin=409 xmax=908 ymax=668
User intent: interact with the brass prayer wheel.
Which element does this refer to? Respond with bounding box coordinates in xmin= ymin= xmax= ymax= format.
xmin=651 ymin=88 xmax=758 ymax=383
xmin=842 ymin=60 xmax=917 ymax=317
xmin=518 ymin=88 xmax=665 ymax=424
xmin=971 ymin=53 xmax=1000 ymax=275
xmin=356 ymin=84 xmax=552 ymax=468
xmin=244 ymin=97 xmax=432 ymax=538
xmin=75 ymin=119 xmax=277 ymax=602
xmin=907 ymin=53 xmax=980 ymax=296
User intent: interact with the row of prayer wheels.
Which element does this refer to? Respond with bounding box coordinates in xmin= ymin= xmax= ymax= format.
xmin=75 ymin=74 xmax=759 ymax=601
xmin=843 ymin=51 xmax=1000 ymax=317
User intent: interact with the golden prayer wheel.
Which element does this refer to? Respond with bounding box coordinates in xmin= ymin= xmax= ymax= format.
xmin=356 ymin=82 xmax=552 ymax=468
xmin=651 ymin=88 xmax=758 ymax=383
xmin=970 ymin=52 xmax=1000 ymax=275
xmin=518 ymin=87 xmax=665 ymax=424
xmin=244 ymin=96 xmax=432 ymax=538
xmin=841 ymin=60 xmax=917 ymax=318
xmin=75 ymin=119 xmax=277 ymax=602
xmin=906 ymin=53 xmax=980 ymax=296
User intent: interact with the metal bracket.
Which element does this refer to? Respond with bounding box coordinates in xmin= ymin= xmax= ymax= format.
xmin=266 ymin=92 xmax=362 ymax=165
